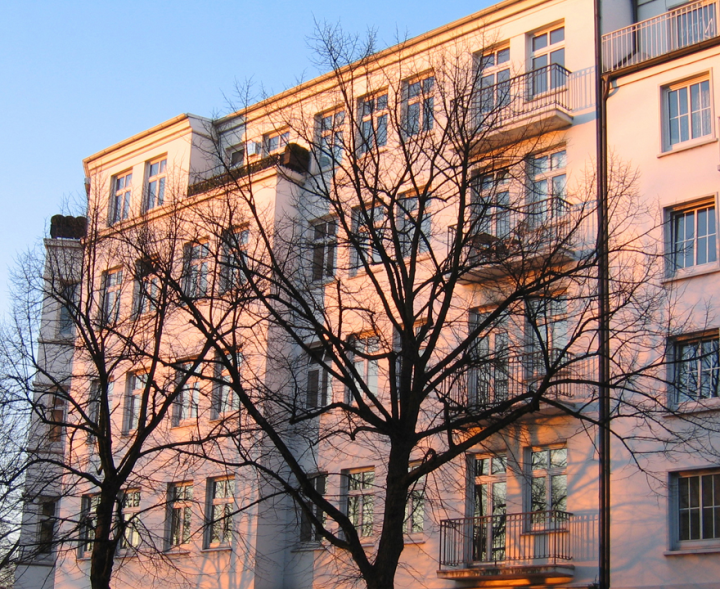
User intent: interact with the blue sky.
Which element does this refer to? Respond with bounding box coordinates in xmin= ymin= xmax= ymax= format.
xmin=0 ymin=0 xmax=494 ymax=319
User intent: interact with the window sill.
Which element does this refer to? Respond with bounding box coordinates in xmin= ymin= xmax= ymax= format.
xmin=658 ymin=136 xmax=717 ymax=158
xmin=665 ymin=396 xmax=720 ymax=416
xmin=201 ymin=545 xmax=232 ymax=553
xmin=662 ymin=262 xmax=720 ymax=284
xmin=164 ymin=548 xmax=192 ymax=556
xmin=665 ymin=546 xmax=720 ymax=556
xmin=404 ymin=533 xmax=426 ymax=545
xmin=293 ymin=541 xmax=324 ymax=553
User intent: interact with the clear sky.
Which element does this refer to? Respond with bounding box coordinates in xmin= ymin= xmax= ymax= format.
xmin=0 ymin=0 xmax=494 ymax=320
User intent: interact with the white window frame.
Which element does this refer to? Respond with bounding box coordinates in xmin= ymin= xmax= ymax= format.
xmin=173 ymin=364 xmax=200 ymax=427
xmin=262 ymin=130 xmax=290 ymax=156
xmin=168 ymin=482 xmax=193 ymax=548
xmin=529 ymin=25 xmax=566 ymax=95
xmin=206 ymin=477 xmax=235 ymax=548
xmin=351 ymin=206 xmax=387 ymax=273
xmin=220 ymin=228 xmax=249 ymax=293
xmin=134 ymin=259 xmax=160 ymax=316
xmin=79 ymin=494 xmax=100 ymax=557
xmin=306 ymin=347 xmax=332 ymax=409
xmin=102 ymin=269 xmax=123 ymax=325
xmin=472 ymin=171 xmax=513 ymax=241
xmin=403 ymin=75 xmax=435 ymax=136
xmin=109 ymin=170 xmax=132 ymax=225
xmin=300 ymin=473 xmax=327 ymax=543
xmin=36 ymin=498 xmax=58 ymax=554
xmin=527 ymin=446 xmax=568 ymax=528
xmin=397 ymin=195 xmax=431 ymax=257
xmin=119 ymin=489 xmax=141 ymax=551
xmin=525 ymin=297 xmax=568 ymax=380
xmin=672 ymin=469 xmax=720 ymax=548
xmin=668 ymin=199 xmax=718 ymax=273
xmin=663 ymin=76 xmax=713 ymax=151
xmin=310 ymin=219 xmax=337 ymax=282
xmin=144 ymin=158 xmax=167 ymax=211
xmin=125 ymin=373 xmax=146 ymax=433
xmin=349 ymin=336 xmax=380 ymax=404
xmin=317 ymin=110 xmax=345 ymax=169
xmin=358 ymin=92 xmax=389 ymax=154
xmin=184 ymin=241 xmax=211 ymax=299
xmin=57 ymin=282 xmax=78 ymax=338
xmin=673 ymin=332 xmax=720 ymax=404
xmin=477 ymin=45 xmax=511 ymax=115
xmin=343 ymin=468 xmax=375 ymax=537
xmin=527 ymin=149 xmax=568 ymax=230
xmin=212 ymin=351 xmax=241 ymax=419
xmin=405 ymin=463 xmax=426 ymax=535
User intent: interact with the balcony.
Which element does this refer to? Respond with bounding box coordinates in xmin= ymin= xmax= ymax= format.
xmin=602 ymin=0 xmax=719 ymax=74
xmin=438 ymin=511 xmax=575 ymax=586
xmin=440 ymin=350 xmax=581 ymax=413
xmin=449 ymin=198 xmax=576 ymax=283
xmin=473 ymin=64 xmax=573 ymax=151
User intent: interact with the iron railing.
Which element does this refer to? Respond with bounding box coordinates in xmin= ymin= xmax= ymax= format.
xmin=602 ymin=0 xmax=718 ymax=73
xmin=439 ymin=510 xmax=573 ymax=568
xmin=440 ymin=350 xmax=579 ymax=410
xmin=474 ymin=64 xmax=571 ymax=127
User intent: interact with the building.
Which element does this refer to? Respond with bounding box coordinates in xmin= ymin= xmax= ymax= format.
xmin=12 ymin=0 xmax=720 ymax=588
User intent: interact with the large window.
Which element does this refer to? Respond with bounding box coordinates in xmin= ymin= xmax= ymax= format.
xmin=110 ymin=171 xmax=132 ymax=225
xmin=212 ymin=352 xmax=241 ymax=419
xmin=473 ymin=314 xmax=510 ymax=406
xmin=528 ymin=447 xmax=568 ymax=525
xmin=351 ymin=206 xmax=387 ymax=271
xmin=311 ymin=219 xmax=336 ymax=282
xmin=674 ymin=334 xmax=719 ymax=403
xmin=358 ymin=93 xmax=388 ymax=154
xmin=173 ymin=364 xmax=200 ymax=426
xmin=349 ymin=336 xmax=379 ymax=403
xmin=37 ymin=499 xmax=57 ymax=554
xmin=80 ymin=494 xmax=100 ymax=557
xmin=473 ymin=171 xmax=512 ymax=240
xmin=473 ymin=454 xmax=507 ymax=561
xmin=102 ymin=269 xmax=123 ymax=325
xmin=525 ymin=298 xmax=568 ymax=380
xmin=397 ymin=196 xmax=431 ymax=257
xmin=300 ymin=473 xmax=327 ymax=542
xmin=527 ymin=149 xmax=567 ymax=230
xmin=168 ymin=482 xmax=193 ymax=548
xmin=134 ymin=260 xmax=159 ymax=316
xmin=317 ymin=111 xmax=345 ymax=169
xmin=676 ymin=470 xmax=720 ymax=543
xmin=665 ymin=78 xmax=711 ymax=149
xmin=306 ymin=348 xmax=332 ymax=409
xmin=670 ymin=202 xmax=717 ymax=271
xmin=478 ymin=46 xmax=511 ymax=114
xmin=220 ymin=229 xmax=249 ymax=292
xmin=206 ymin=477 xmax=235 ymax=547
xmin=119 ymin=489 xmax=141 ymax=551
xmin=530 ymin=26 xmax=565 ymax=94
xmin=124 ymin=373 xmax=146 ymax=433
xmin=184 ymin=242 xmax=211 ymax=299
xmin=144 ymin=158 xmax=167 ymax=211
xmin=344 ymin=468 xmax=375 ymax=537
xmin=404 ymin=76 xmax=435 ymax=136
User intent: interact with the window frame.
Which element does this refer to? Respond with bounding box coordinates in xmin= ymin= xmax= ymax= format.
xmin=526 ymin=446 xmax=568 ymax=529
xmin=262 ymin=130 xmax=290 ymax=157
xmin=348 ymin=336 xmax=380 ymax=404
xmin=124 ymin=372 xmax=146 ymax=433
xmin=671 ymin=468 xmax=720 ymax=549
xmin=357 ymin=92 xmax=389 ymax=154
xmin=144 ymin=157 xmax=167 ymax=212
xmin=205 ymin=477 xmax=235 ymax=548
xmin=109 ymin=170 xmax=133 ymax=226
xmin=405 ymin=463 xmax=426 ymax=536
xmin=529 ymin=25 xmax=566 ymax=96
xmin=167 ymin=482 xmax=194 ymax=549
xmin=527 ymin=148 xmax=568 ymax=230
xmin=212 ymin=351 xmax=242 ymax=420
xmin=173 ymin=363 xmax=200 ymax=427
xmin=343 ymin=468 xmax=375 ymax=538
xmin=310 ymin=218 xmax=337 ymax=282
xmin=220 ymin=228 xmax=249 ymax=293
xmin=471 ymin=453 xmax=508 ymax=561
xmin=306 ymin=347 xmax=332 ymax=409
xmin=134 ymin=259 xmax=160 ymax=316
xmin=662 ymin=75 xmax=713 ymax=152
xmin=183 ymin=241 xmax=211 ymax=299
xmin=671 ymin=332 xmax=720 ymax=405
xmin=476 ymin=45 xmax=511 ymax=115
xmin=667 ymin=199 xmax=718 ymax=274
xmin=79 ymin=494 xmax=100 ymax=558
xmin=317 ymin=110 xmax=345 ymax=169
xmin=36 ymin=498 xmax=58 ymax=554
xmin=396 ymin=194 xmax=432 ymax=258
xmin=403 ymin=75 xmax=435 ymax=137
xmin=118 ymin=489 xmax=142 ymax=552
xmin=102 ymin=268 xmax=123 ymax=326
xmin=299 ymin=473 xmax=327 ymax=543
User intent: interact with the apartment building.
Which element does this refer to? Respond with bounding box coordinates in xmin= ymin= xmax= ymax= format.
xmin=13 ymin=0 xmax=720 ymax=588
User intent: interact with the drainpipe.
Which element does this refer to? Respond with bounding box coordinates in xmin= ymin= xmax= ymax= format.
xmin=593 ymin=0 xmax=612 ymax=588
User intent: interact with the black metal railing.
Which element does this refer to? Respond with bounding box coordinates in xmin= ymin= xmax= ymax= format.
xmin=439 ymin=510 xmax=573 ymax=568
xmin=440 ymin=350 xmax=579 ymax=410
xmin=602 ymin=0 xmax=718 ymax=73
xmin=474 ymin=64 xmax=571 ymax=127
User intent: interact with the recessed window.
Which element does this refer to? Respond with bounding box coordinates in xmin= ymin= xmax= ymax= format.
xmin=526 ymin=297 xmax=568 ymax=379
xmin=119 ymin=489 xmax=141 ymax=551
xmin=168 ymin=482 xmax=193 ymax=548
xmin=212 ymin=351 xmax=241 ymax=419
xmin=57 ymin=282 xmax=78 ymax=338
xmin=473 ymin=453 xmax=507 ymax=561
xmin=317 ymin=111 xmax=345 ymax=169
xmin=665 ymin=78 xmax=712 ymax=149
xmin=145 ymin=158 xmax=167 ymax=211
xmin=262 ymin=131 xmax=290 ymax=156
xmin=184 ymin=242 xmax=210 ymax=299
xmin=674 ymin=470 xmax=720 ymax=545
xmin=349 ymin=336 xmax=379 ymax=403
xmin=37 ymin=499 xmax=57 ymax=554
xmin=79 ymin=494 xmax=100 ymax=557
xmin=206 ymin=477 xmax=235 ymax=547
xmin=173 ymin=364 xmax=200 ymax=426
xmin=351 ymin=206 xmax=387 ymax=272
xmin=220 ymin=228 xmax=249 ymax=293
xmin=669 ymin=201 xmax=717 ymax=271
xmin=311 ymin=219 xmax=336 ymax=282
xmin=674 ymin=334 xmax=719 ymax=403
xmin=300 ymin=473 xmax=327 ymax=542
xmin=109 ymin=171 xmax=132 ymax=225
xmin=343 ymin=468 xmax=375 ymax=537
xmin=307 ymin=348 xmax=332 ymax=409
xmin=358 ymin=93 xmax=388 ymax=154
xmin=102 ymin=269 xmax=123 ymax=325
xmin=125 ymin=373 xmax=146 ymax=433
xmin=397 ymin=195 xmax=431 ymax=257
xmin=528 ymin=447 xmax=568 ymax=526
xmin=404 ymin=76 xmax=435 ymax=136
xmin=134 ymin=259 xmax=159 ymax=316
xmin=405 ymin=463 xmax=425 ymax=535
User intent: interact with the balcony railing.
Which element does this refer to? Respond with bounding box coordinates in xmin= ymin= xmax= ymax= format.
xmin=439 ymin=510 xmax=573 ymax=569
xmin=440 ymin=350 xmax=579 ymax=411
xmin=602 ymin=0 xmax=718 ymax=73
xmin=473 ymin=65 xmax=571 ymax=136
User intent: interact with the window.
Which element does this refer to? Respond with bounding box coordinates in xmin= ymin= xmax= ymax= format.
xmin=349 ymin=336 xmax=379 ymax=403
xmin=530 ymin=26 xmax=565 ymax=95
xmin=110 ymin=171 xmax=132 ymax=225
xmin=675 ymin=470 xmax=720 ymax=543
xmin=674 ymin=334 xmax=719 ymax=403
xmin=184 ymin=242 xmax=210 ymax=299
xmin=168 ymin=482 xmax=193 ymax=548
xmin=206 ymin=477 xmax=235 ymax=547
xmin=57 ymin=282 xmax=78 ymax=338
xmin=670 ymin=202 xmax=717 ymax=271
xmin=478 ymin=46 xmax=511 ymax=114
xmin=343 ymin=468 xmax=374 ymax=537
xmin=144 ymin=158 xmax=167 ymax=211
xmin=220 ymin=229 xmax=249 ymax=292
xmin=405 ymin=464 xmax=425 ymax=535
xmin=212 ymin=352 xmax=241 ymax=419
xmin=37 ymin=499 xmax=57 ymax=554
xmin=102 ymin=269 xmax=123 ymax=325
xmin=229 ymin=145 xmax=245 ymax=167
xmin=351 ymin=206 xmax=387 ymax=271
xmin=87 ymin=380 xmax=101 ymax=444
xmin=300 ymin=473 xmax=327 ymax=542
xmin=119 ymin=489 xmax=141 ymax=551
xmin=404 ymin=76 xmax=435 ymax=136
xmin=134 ymin=260 xmax=160 ymax=315
xmin=47 ymin=395 xmax=65 ymax=444
xmin=358 ymin=93 xmax=388 ymax=154
xmin=472 ymin=172 xmax=512 ymax=240
xmin=473 ymin=454 xmax=507 ymax=561
xmin=80 ymin=494 xmax=100 ymax=556
xmin=318 ymin=111 xmax=345 ymax=168
xmin=665 ymin=78 xmax=711 ymax=149
xmin=311 ymin=219 xmax=336 ymax=282
xmin=306 ymin=348 xmax=332 ymax=409
xmin=473 ymin=314 xmax=510 ymax=406
xmin=262 ymin=130 xmax=290 ymax=156
xmin=173 ymin=364 xmax=199 ymax=426
xmin=528 ymin=447 xmax=568 ymax=525
xmin=125 ymin=373 xmax=146 ymax=432
xmin=397 ymin=196 xmax=431 ymax=257
xmin=526 ymin=298 xmax=568 ymax=380
xmin=527 ymin=149 xmax=567 ymax=230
